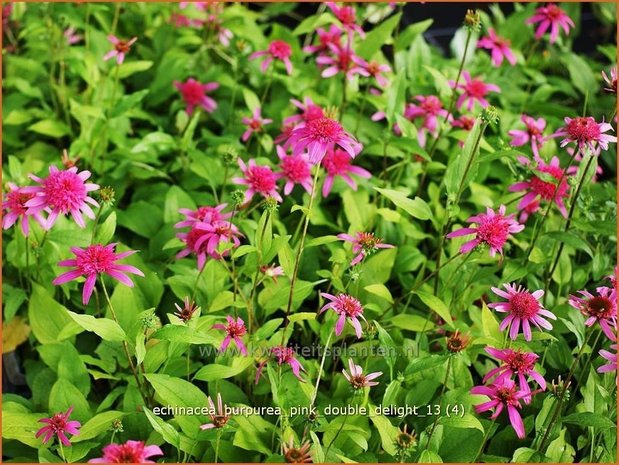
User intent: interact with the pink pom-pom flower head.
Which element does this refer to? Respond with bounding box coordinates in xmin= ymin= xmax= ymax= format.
xmin=23 ymin=165 xmax=99 ymax=230
xmin=489 ymin=283 xmax=556 ymax=341
xmin=103 ymin=35 xmax=137 ymax=65
xmin=232 ymin=158 xmax=282 ymax=203
xmin=176 ymin=219 xmax=243 ymax=269
xmin=471 ymin=379 xmax=529 ymax=439
xmin=36 ymin=406 xmax=81 ymax=447
xmin=2 ymin=182 xmax=44 ymax=236
xmin=446 ymin=205 xmax=524 ymax=257
xmin=53 ymin=243 xmax=144 ymax=305
xmin=89 ymin=440 xmax=163 ymax=463
xmin=569 ymin=286 xmax=617 ymax=341
xmin=526 ymin=3 xmax=575 ymax=44
xmin=507 ymin=114 xmax=550 ymax=159
xmin=275 ymin=146 xmax=313 ymax=195
xmin=319 ymin=293 xmax=366 ymax=339
xmin=555 ymin=116 xmax=617 ymax=154
xmin=249 ymin=40 xmax=294 ymax=75
xmin=321 ymin=148 xmax=371 ymax=197
xmin=213 ymin=315 xmax=248 ymax=356
xmin=174 ymin=78 xmax=219 ymax=115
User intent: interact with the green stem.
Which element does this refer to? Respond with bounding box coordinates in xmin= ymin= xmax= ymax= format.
xmin=111 ymin=2 xmax=121 ymax=35
xmin=310 ymin=331 xmax=333 ymax=408
xmin=215 ymin=429 xmax=222 ymax=463
xmin=473 ymin=417 xmax=497 ymax=462
xmin=58 ymin=442 xmax=67 ymax=463
xmin=424 ymin=356 xmax=453 ymax=450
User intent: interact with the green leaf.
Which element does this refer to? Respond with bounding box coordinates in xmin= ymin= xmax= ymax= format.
xmin=110 ymin=89 xmax=150 ymax=118
xmin=545 ymin=231 xmax=594 ymax=258
xmin=49 ymin=378 xmax=91 ymax=422
xmin=439 ymin=414 xmax=484 ymax=433
xmin=415 ymin=291 xmax=454 ymax=328
xmin=357 ymin=12 xmax=402 ymax=58
xmin=364 ymin=284 xmax=394 ymax=303
xmin=1 ymin=411 xmax=45 ymax=447
xmin=424 ymin=66 xmax=452 ymax=99
xmin=163 ymin=186 xmax=196 ymax=224
xmin=445 ymin=118 xmax=483 ymax=196
xmin=193 ymin=357 xmax=254 ymax=382
xmin=28 ymin=119 xmax=70 ymax=138
xmin=374 ymin=321 xmax=397 ymax=376
xmin=375 ymin=187 xmax=433 ymax=220
xmin=242 ymin=87 xmax=261 ymax=113
xmin=480 ymin=302 xmax=501 ymax=343
xmin=94 ymin=211 xmax=117 ymax=245
xmin=391 ymin=314 xmax=435 ymax=332
xmin=117 ymin=61 xmax=154 ymax=79
xmin=369 ymin=410 xmax=398 ymax=456
xmin=288 ymin=312 xmax=316 ymax=323
xmin=74 ymin=411 xmax=126 ymax=442
xmin=143 ymin=407 xmax=181 ymax=448
xmin=395 ymin=19 xmax=433 ymax=50
xmin=419 ymin=450 xmax=443 ymax=463
xmin=28 ymin=284 xmax=81 ymax=343
xmin=151 ymin=325 xmax=218 ymax=345
xmin=562 ymin=412 xmax=617 ymax=429
xmin=385 ymin=73 xmax=406 ymax=123
xmin=561 ymin=52 xmax=597 ymax=96
xmin=66 ymin=310 xmax=127 ymax=342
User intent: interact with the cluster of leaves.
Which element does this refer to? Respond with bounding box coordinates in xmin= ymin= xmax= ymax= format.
xmin=2 ymin=2 xmax=617 ymax=463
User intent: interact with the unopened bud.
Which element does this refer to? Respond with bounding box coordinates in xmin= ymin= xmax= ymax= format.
xmin=464 ymin=9 xmax=481 ymax=31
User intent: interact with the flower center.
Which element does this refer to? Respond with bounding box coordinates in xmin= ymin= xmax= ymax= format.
xmin=475 ymin=216 xmax=510 ymax=249
xmin=465 ymin=79 xmax=488 ymax=98
xmin=529 ymin=164 xmax=568 ymax=201
xmin=421 ymin=96 xmax=442 ymax=114
xmin=182 ymin=82 xmax=205 ymax=104
xmin=566 ymin=117 xmax=601 ymax=142
xmin=49 ymin=414 xmax=67 ymax=432
xmin=43 ymin=170 xmax=87 ymax=212
xmin=226 ymin=321 xmax=246 ymax=338
xmin=338 ymin=295 xmax=363 ymax=317
xmin=585 ymin=296 xmax=613 ymax=319
xmin=496 ymin=386 xmax=518 ymax=405
xmin=304 ymin=104 xmax=324 ymax=121
xmin=7 ymin=190 xmax=34 ymax=214
xmin=545 ymin=4 xmax=563 ymax=20
xmin=186 ymin=227 xmax=210 ymax=253
xmin=322 ymin=149 xmax=352 ymax=175
xmin=268 ymin=40 xmax=291 ymax=59
xmin=509 ymin=291 xmax=540 ymax=319
xmin=76 ymin=245 xmax=115 ymax=275
xmin=337 ymin=7 xmax=356 ymax=25
xmin=350 ymin=374 xmax=367 ymax=389
xmin=505 ymin=350 xmax=535 ymax=374
xmin=212 ymin=415 xmax=229 ymax=428
xmin=196 ymin=206 xmax=220 ymax=222
xmin=116 ymin=444 xmax=142 ymax=463
xmin=306 ymin=117 xmax=342 ymax=143
xmin=114 ymin=40 xmax=132 ymax=54
xmin=247 ymin=166 xmax=277 ymax=193
xmin=282 ymin=156 xmax=310 ymax=181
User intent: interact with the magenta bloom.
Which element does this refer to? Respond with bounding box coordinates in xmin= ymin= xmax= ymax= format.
xmin=213 ymin=315 xmax=247 ymax=356
xmin=569 ymin=286 xmax=617 ymax=341
xmin=2 ymin=182 xmax=42 ymax=236
xmin=483 ymin=347 xmax=546 ymax=403
xmin=241 ymin=107 xmax=272 ymax=142
xmin=283 ymin=97 xmax=325 ymax=128
xmin=200 ymin=393 xmax=230 ymax=430
xmin=174 ymin=78 xmax=219 ymax=115
xmin=259 ymin=264 xmax=285 ymax=282
xmin=233 ymin=159 xmax=282 ymax=203
xmin=471 ymin=379 xmax=529 ymax=439
xmin=320 ymin=293 xmax=366 ymax=338
xmin=321 ymin=148 xmax=371 ymax=197
xmin=326 ymin=2 xmax=364 ymax=38
xmin=286 ymin=115 xmax=361 ymax=164
xmin=175 ymin=204 xmax=231 ymax=229
xmin=303 ymin=25 xmax=343 ymax=55
xmin=23 ymin=166 xmax=99 ymax=230
xmin=89 ymin=441 xmax=163 ymax=463
xmin=598 ymin=345 xmax=618 ymax=374
xmin=249 ymin=40 xmax=293 ymax=75
xmin=176 ymin=220 xmax=243 ymax=268
xmin=53 ymin=243 xmax=144 ymax=305
xmin=343 ymin=358 xmax=382 ymax=389
xmin=316 ymin=43 xmax=367 ymax=80
xmin=556 ymin=116 xmax=617 ymax=154
xmin=275 ymin=146 xmax=313 ymax=195
xmin=36 ymin=407 xmax=81 ymax=447
xmin=446 ymin=205 xmax=524 ymax=257
xmin=451 ymin=115 xmax=476 ymax=131
xmin=169 ymin=13 xmax=204 ymax=28
xmin=64 ymin=27 xmax=82 ymax=45
xmin=508 ymin=115 xmax=549 ymax=158
xmin=509 ymin=156 xmax=570 ymax=219
xmin=450 ymin=71 xmax=500 ymax=112
xmin=526 ymin=3 xmax=575 ymax=44
xmin=602 ymin=67 xmax=617 ymax=94
xmin=477 ymin=28 xmax=516 ymax=66
xmin=103 ymin=35 xmax=137 ymax=65
xmin=352 ymin=56 xmax=391 ymax=87
xmin=403 ymin=95 xmax=450 ymax=147
xmin=489 ymin=283 xmax=556 ymax=341
xmin=179 ymin=1 xmax=208 ymax=10
xmin=337 ymin=231 xmax=394 ymax=266
xmin=256 ymin=346 xmax=306 ymax=383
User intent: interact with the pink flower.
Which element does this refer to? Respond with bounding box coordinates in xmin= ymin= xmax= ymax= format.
xmin=526 ymin=3 xmax=575 ymax=44
xmin=213 ymin=315 xmax=247 ymax=356
xmin=275 ymin=146 xmax=313 ymax=195
xmin=483 ymin=347 xmax=546 ymax=403
xmin=602 ymin=67 xmax=617 ymax=94
xmin=598 ymin=345 xmax=617 ymax=374
xmin=509 ymin=156 xmax=570 ymax=219
xmin=303 ymin=25 xmax=342 ymax=55
xmin=207 ymin=16 xmax=233 ymax=47
xmin=89 ymin=441 xmax=163 ymax=463
xmin=174 ymin=297 xmax=199 ymax=323
xmin=200 ymin=393 xmax=230 ymax=430
xmin=477 ymin=28 xmax=516 ymax=66
xmin=446 ymin=205 xmax=524 ymax=257
xmin=256 ymin=346 xmax=306 ymax=383
xmin=337 ymin=231 xmax=394 ymax=266
xmin=343 ymin=358 xmax=382 ymax=389
xmin=174 ymin=204 xmax=231 ymax=229
xmin=404 ymin=95 xmax=451 ymax=147
xmin=326 ymin=2 xmax=365 ymax=38
xmin=36 ymin=407 xmax=81 ymax=447
xmin=180 ymin=2 xmax=208 ymax=10
xmin=53 ymin=243 xmax=144 ymax=305
xmin=471 ymin=379 xmax=529 ymax=439
xmin=249 ymin=40 xmax=294 ymax=75
xmin=451 ymin=115 xmax=476 ymax=131
xmin=233 ymin=159 xmax=282 ymax=203
xmin=174 ymin=78 xmax=219 ymax=115
xmin=489 ymin=283 xmax=556 ymax=341
xmin=23 ymin=166 xmax=99 ymax=230
xmin=103 ymin=35 xmax=137 ymax=65
xmin=241 ymin=107 xmax=272 ymax=142
xmin=316 ymin=43 xmax=368 ymax=80
xmin=287 ymin=115 xmax=361 ymax=164
xmin=450 ymin=71 xmax=500 ymax=112
xmin=508 ymin=115 xmax=550 ymax=158
xmin=352 ymin=56 xmax=391 ymax=87
xmin=176 ymin=220 xmax=243 ymax=269
xmin=556 ymin=116 xmax=617 ymax=154
xmin=283 ymin=97 xmax=325 ymax=128
xmin=565 ymin=146 xmax=603 ymax=181
xmin=569 ymin=286 xmax=617 ymax=341
xmin=320 ymin=293 xmax=366 ymax=338
xmin=321 ymin=148 xmax=371 ymax=197
xmin=259 ymin=264 xmax=285 ymax=282
xmin=169 ymin=13 xmax=204 ymax=28
xmin=2 ymin=183 xmax=42 ymax=236
xmin=64 ymin=27 xmax=82 ymax=45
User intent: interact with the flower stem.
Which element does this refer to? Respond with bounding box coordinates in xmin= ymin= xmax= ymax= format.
xmin=310 ymin=331 xmax=333 ymax=408
xmin=100 ymin=278 xmax=149 ymax=406
xmin=58 ymin=442 xmax=67 ymax=463
xmin=424 ymin=355 xmax=452 ymax=450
